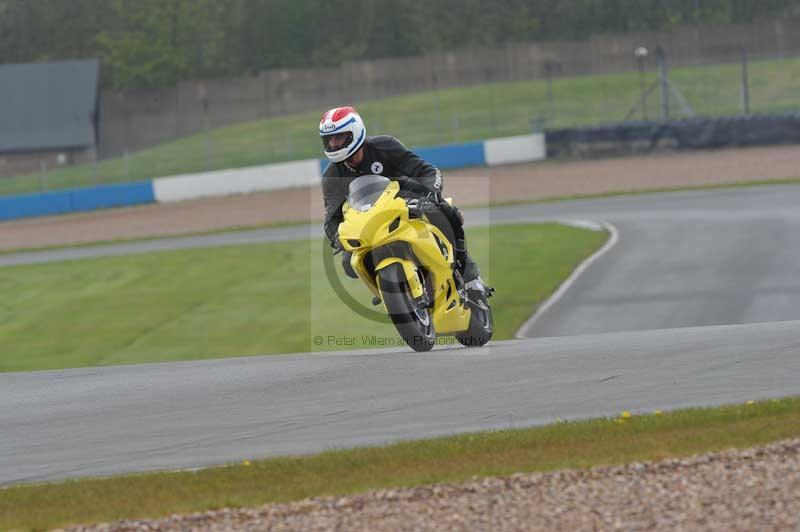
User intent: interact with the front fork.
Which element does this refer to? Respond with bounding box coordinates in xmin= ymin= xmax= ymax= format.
xmin=375 ymin=258 xmax=430 ymax=309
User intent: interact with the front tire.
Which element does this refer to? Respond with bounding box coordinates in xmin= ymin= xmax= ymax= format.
xmin=378 ymin=264 xmax=436 ymax=352
xmin=456 ymin=297 xmax=494 ymax=348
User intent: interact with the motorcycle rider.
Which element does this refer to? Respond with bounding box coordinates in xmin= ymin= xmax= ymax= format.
xmin=319 ymin=106 xmax=483 ymax=287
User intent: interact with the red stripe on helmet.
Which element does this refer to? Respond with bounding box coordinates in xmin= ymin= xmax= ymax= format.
xmin=332 ymin=106 xmax=355 ymax=122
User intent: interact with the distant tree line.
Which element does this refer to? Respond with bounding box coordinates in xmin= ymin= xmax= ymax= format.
xmin=0 ymin=0 xmax=796 ymax=89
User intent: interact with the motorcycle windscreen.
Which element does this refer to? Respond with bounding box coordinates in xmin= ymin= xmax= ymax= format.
xmin=347 ymin=174 xmax=391 ymax=212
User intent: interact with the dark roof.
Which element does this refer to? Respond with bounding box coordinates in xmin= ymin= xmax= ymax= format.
xmin=0 ymin=59 xmax=99 ymax=153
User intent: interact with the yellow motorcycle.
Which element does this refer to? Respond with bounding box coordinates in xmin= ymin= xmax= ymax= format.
xmin=337 ymin=174 xmax=493 ymax=352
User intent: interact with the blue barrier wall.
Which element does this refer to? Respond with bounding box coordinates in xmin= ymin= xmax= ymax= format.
xmin=0 ymin=181 xmax=154 ymax=221
xmin=71 ymin=181 xmax=155 ymax=211
xmin=0 ymin=189 xmax=74 ymax=220
xmin=318 ymin=140 xmax=486 ymax=175
xmin=416 ymin=142 xmax=486 ymax=169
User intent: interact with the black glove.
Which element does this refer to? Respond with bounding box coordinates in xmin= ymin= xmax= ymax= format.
xmin=395 ymin=175 xmax=437 ymax=198
xmin=331 ymin=238 xmax=344 ymax=255
xmin=406 ymin=195 xmax=437 ymax=217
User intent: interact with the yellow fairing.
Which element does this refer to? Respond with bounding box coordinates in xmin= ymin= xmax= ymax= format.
xmin=338 ymin=181 xmax=471 ymax=335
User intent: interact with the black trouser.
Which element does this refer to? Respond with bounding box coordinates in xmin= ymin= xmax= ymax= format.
xmin=431 ymin=199 xmax=479 ymax=280
xmin=342 ymin=250 xmax=358 ymax=278
xmin=434 ymin=200 xmax=466 ymax=246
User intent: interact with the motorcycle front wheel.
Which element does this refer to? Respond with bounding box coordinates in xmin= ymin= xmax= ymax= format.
xmin=456 ymin=297 xmax=494 ymax=348
xmin=378 ymin=263 xmax=436 ymax=352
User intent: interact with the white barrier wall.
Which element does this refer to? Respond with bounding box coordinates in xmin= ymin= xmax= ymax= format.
xmin=483 ymin=133 xmax=546 ymax=166
xmin=153 ymin=158 xmax=322 ymax=203
xmin=151 ymin=133 xmax=547 ymax=204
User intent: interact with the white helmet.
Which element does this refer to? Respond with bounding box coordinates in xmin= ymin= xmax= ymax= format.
xmin=319 ymin=106 xmax=366 ymax=163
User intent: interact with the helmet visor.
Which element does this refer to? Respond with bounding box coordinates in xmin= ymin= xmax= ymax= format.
xmin=322 ymin=132 xmax=353 ymax=153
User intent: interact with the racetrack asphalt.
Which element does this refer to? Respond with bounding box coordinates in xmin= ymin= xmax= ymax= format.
xmin=2 ymin=184 xmax=800 ymax=485
xmin=2 ymin=321 xmax=798 ymax=486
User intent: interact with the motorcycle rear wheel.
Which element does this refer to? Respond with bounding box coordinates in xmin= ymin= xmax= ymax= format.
xmin=378 ymin=263 xmax=436 ymax=352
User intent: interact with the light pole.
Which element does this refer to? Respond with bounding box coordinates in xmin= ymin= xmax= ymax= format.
xmin=634 ymin=46 xmax=649 ymax=121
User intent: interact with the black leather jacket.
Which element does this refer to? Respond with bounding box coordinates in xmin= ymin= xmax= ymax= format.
xmin=322 ymin=135 xmax=443 ymax=244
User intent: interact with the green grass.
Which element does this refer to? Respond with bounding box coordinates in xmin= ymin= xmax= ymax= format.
xmin=0 ymin=223 xmax=607 ymax=372
xmin=4 ymin=55 xmax=800 ymax=196
xmin=3 ymin=397 xmax=799 ymax=531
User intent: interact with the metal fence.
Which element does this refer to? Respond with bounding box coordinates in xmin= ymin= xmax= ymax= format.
xmin=109 ymin=48 xmax=800 ymax=171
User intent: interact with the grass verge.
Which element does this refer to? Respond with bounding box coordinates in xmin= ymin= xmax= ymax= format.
xmin=3 ymin=397 xmax=799 ymax=530
xmin=3 ymin=54 xmax=800 ymax=196
xmin=0 ymin=223 xmax=606 ymax=372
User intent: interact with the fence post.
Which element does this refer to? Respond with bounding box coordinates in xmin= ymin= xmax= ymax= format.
xmin=39 ymin=161 xmax=48 ymax=192
xmin=430 ymin=54 xmax=444 ymax=143
xmin=203 ymin=97 xmax=212 ymax=171
xmin=545 ymin=63 xmax=554 ymax=123
xmin=543 ymin=60 xmax=561 ymax=125
xmin=485 ymin=66 xmax=498 ymax=134
xmin=198 ymin=83 xmax=212 ymax=171
xmin=740 ymin=47 xmax=750 ymax=115
xmin=656 ymin=46 xmax=669 ymax=121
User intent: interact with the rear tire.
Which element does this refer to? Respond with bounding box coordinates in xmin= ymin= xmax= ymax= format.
xmin=378 ymin=263 xmax=436 ymax=352
xmin=456 ymin=297 xmax=494 ymax=348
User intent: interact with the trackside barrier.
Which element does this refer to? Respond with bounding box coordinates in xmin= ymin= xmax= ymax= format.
xmin=416 ymin=141 xmax=487 ymax=169
xmin=484 ymin=133 xmax=546 ymax=166
xmin=317 ymin=141 xmax=489 ymax=175
xmin=0 ymin=133 xmax=547 ymax=221
xmin=0 ymin=189 xmax=72 ymax=220
xmin=316 ymin=135 xmax=544 ymax=174
xmin=153 ymin=159 xmax=321 ymax=203
xmin=0 ymin=181 xmax=154 ymax=221
xmin=546 ymin=114 xmax=800 ymax=158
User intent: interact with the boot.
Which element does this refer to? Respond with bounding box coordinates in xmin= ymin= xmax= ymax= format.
xmin=455 ymin=238 xmax=481 ymax=284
